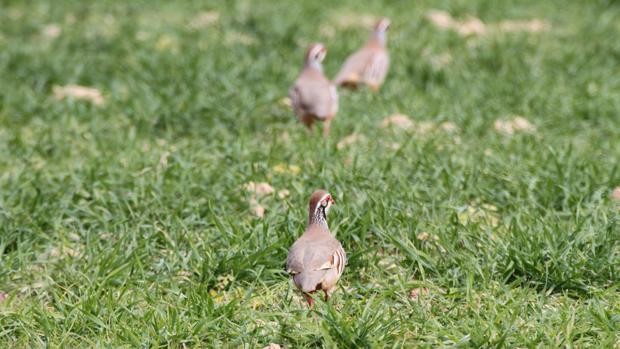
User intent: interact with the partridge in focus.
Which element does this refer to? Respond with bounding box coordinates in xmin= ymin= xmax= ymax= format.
xmin=334 ymin=18 xmax=391 ymax=91
xmin=289 ymin=43 xmax=339 ymax=137
xmin=286 ymin=190 xmax=346 ymax=307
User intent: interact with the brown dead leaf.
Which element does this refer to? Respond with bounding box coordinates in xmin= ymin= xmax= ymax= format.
xmin=68 ymin=233 xmax=81 ymax=242
xmin=458 ymin=202 xmax=500 ymax=227
xmin=512 ymin=116 xmax=536 ymax=132
xmin=385 ymin=142 xmax=401 ymax=150
xmin=53 ymin=85 xmax=104 ymax=106
xmin=262 ymin=343 xmax=282 ymax=349
xmin=278 ymin=131 xmax=291 ymax=144
xmin=426 ymin=10 xmax=454 ymax=30
xmin=416 ymin=232 xmax=430 ymax=241
xmin=334 ymin=13 xmax=376 ymax=29
xmin=337 ymin=133 xmax=364 ymax=150
xmin=0 ymin=292 xmax=7 ymax=303
xmin=209 ymin=289 xmax=225 ymax=303
xmin=155 ymin=34 xmax=179 ymax=52
xmin=498 ymin=19 xmax=549 ymax=33
xmin=612 ymin=187 xmax=620 ymax=201
xmin=380 ymin=114 xmax=413 ymax=129
xmin=288 ymin=165 xmax=300 ymax=175
xmin=225 ymin=31 xmax=257 ymax=46
xmin=279 ymin=96 xmax=292 ymax=108
xmin=416 ymin=121 xmax=436 ymax=135
xmin=245 ymin=182 xmax=275 ymax=197
xmin=48 ymin=246 xmax=81 ymax=258
xmin=250 ymin=297 xmax=265 ymax=310
xmin=250 ymin=203 xmax=265 ymax=218
xmin=42 ymin=24 xmax=62 ymax=39
xmin=377 ymin=255 xmax=399 ymax=271
xmin=429 ymin=52 xmax=453 ymax=70
xmin=273 ymin=163 xmax=301 ymax=176
xmin=177 ymin=270 xmax=192 ymax=278
xmin=188 ymin=11 xmax=220 ymax=29
xmin=494 ymin=116 xmax=536 ymax=135
xmin=426 ymin=10 xmax=486 ymax=36
xmin=273 ymin=163 xmax=287 ymax=174
xmin=409 ymin=288 xmax=430 ymax=301
xmin=427 ymin=9 xmax=548 ymax=37
xmin=277 ymin=189 xmax=290 ymax=199
xmin=439 ymin=121 xmax=459 ymax=133
xmin=158 ymin=151 xmax=170 ymax=169
xmin=381 ymin=115 xmax=459 ymax=136
xmin=494 ymin=120 xmax=514 ymax=135
xmin=456 ymin=16 xmax=487 ymax=36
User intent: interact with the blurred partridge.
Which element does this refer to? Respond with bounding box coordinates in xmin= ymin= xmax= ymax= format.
xmin=334 ymin=18 xmax=391 ymax=91
xmin=286 ymin=190 xmax=346 ymax=307
xmin=289 ymin=43 xmax=339 ymax=137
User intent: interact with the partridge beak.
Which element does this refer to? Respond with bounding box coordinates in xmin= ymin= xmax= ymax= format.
xmin=329 ymin=196 xmax=336 ymax=205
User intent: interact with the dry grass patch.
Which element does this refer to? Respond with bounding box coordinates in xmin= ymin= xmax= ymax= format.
xmin=52 ymin=84 xmax=105 ymax=106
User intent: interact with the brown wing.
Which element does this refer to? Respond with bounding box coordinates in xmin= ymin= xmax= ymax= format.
xmin=290 ymin=71 xmax=337 ymax=119
xmin=334 ymin=48 xmax=375 ymax=85
xmin=289 ymin=84 xmax=306 ymax=118
xmin=286 ymin=232 xmax=343 ymax=292
xmin=318 ymin=244 xmax=347 ymax=292
xmin=363 ymin=50 xmax=389 ymax=87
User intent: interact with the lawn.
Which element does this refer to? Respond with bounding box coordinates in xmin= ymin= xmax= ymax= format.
xmin=1 ymin=0 xmax=619 ymax=347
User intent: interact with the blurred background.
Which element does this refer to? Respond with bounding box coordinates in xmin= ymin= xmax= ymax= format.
xmin=1 ymin=0 xmax=619 ymax=347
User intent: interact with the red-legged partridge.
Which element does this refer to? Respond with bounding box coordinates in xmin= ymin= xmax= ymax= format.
xmin=286 ymin=190 xmax=346 ymax=307
xmin=289 ymin=43 xmax=339 ymax=137
xmin=334 ymin=18 xmax=391 ymax=91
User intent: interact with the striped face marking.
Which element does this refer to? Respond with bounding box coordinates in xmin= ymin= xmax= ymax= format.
xmin=316 ymin=193 xmax=334 ymax=214
xmin=375 ymin=18 xmax=391 ymax=32
xmin=307 ymin=44 xmax=327 ymax=64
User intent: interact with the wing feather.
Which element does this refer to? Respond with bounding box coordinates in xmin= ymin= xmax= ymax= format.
xmin=363 ymin=51 xmax=389 ymax=86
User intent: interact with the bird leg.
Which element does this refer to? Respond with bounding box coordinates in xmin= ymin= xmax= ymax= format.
xmin=322 ymin=118 xmax=332 ymax=137
xmin=323 ymin=290 xmax=330 ymax=302
xmin=303 ymin=293 xmax=314 ymax=308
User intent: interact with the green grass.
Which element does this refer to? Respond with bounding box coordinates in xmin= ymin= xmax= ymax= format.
xmin=1 ymin=0 xmax=619 ymax=347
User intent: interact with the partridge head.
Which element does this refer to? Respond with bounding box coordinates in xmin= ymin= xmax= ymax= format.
xmin=289 ymin=43 xmax=339 ymax=137
xmin=286 ymin=190 xmax=346 ymax=307
xmin=334 ymin=18 xmax=391 ymax=91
